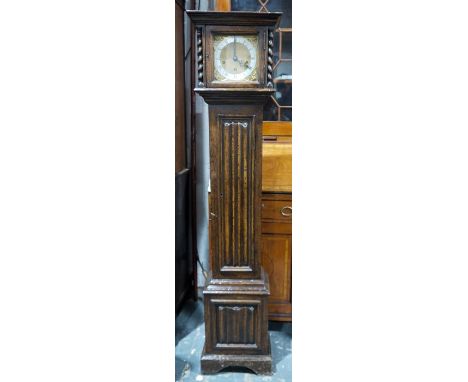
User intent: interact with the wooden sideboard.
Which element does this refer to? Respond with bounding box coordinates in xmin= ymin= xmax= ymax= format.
xmin=261 ymin=121 xmax=292 ymax=321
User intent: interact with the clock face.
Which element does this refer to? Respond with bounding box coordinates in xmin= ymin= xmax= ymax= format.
xmin=213 ymin=35 xmax=258 ymax=82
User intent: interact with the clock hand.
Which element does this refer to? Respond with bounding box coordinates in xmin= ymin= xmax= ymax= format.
xmin=233 ymin=36 xmax=238 ymax=62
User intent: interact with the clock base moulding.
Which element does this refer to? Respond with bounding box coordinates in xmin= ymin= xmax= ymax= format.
xmin=200 ymin=270 xmax=272 ymax=375
xmin=201 ymin=345 xmax=272 ymax=375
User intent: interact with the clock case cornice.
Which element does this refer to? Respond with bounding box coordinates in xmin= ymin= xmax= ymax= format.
xmin=186 ymin=11 xmax=281 ymax=28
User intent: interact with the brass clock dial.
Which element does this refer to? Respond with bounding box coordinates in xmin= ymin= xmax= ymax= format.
xmin=213 ymin=35 xmax=258 ymax=82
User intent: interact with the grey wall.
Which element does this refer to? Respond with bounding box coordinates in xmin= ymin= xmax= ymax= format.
xmin=193 ymin=0 xmax=211 ymax=289
xmin=195 ymin=96 xmax=209 ymax=287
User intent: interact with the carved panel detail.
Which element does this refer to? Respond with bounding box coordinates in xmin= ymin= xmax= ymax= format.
xmin=216 ymin=305 xmax=256 ymax=345
xmin=217 ymin=116 xmax=256 ymax=269
xmin=205 ymin=297 xmax=267 ymax=355
xmin=224 ymin=121 xmax=248 ymax=128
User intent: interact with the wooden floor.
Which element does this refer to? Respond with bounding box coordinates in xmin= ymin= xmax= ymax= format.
xmin=175 ymin=299 xmax=292 ymax=381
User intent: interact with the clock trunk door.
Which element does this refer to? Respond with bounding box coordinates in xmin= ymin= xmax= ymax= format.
xmin=208 ymin=103 xmax=264 ymax=279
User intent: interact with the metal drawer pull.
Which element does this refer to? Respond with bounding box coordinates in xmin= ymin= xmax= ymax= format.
xmin=280 ymin=206 xmax=292 ymax=217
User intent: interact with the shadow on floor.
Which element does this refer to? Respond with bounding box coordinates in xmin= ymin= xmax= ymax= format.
xmin=175 ymin=299 xmax=204 ymax=345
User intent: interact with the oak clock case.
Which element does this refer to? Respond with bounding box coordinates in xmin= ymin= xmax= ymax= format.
xmin=187 ymin=11 xmax=281 ymax=375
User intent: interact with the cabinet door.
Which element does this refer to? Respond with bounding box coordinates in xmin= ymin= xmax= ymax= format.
xmin=261 ymin=233 xmax=292 ymax=321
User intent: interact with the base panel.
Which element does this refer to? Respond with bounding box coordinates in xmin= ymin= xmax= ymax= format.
xmin=200 ymin=338 xmax=272 ymax=375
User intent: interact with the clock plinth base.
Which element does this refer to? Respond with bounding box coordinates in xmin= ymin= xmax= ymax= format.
xmin=201 ymin=339 xmax=272 ymax=375
xmin=201 ymin=269 xmax=272 ymax=375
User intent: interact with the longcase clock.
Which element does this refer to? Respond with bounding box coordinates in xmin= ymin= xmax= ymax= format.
xmin=187 ymin=11 xmax=281 ymax=375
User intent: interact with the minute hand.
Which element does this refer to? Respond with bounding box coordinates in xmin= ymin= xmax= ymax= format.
xmin=233 ymin=37 xmax=238 ymax=61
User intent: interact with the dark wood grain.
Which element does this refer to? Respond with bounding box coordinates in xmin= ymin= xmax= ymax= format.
xmin=188 ymin=10 xmax=281 ymax=375
xmin=195 ymin=88 xmax=275 ymax=104
xmin=208 ymin=103 xmax=265 ymax=279
xmin=202 ymin=271 xmax=272 ymax=374
xmin=187 ymin=10 xmax=281 ymax=27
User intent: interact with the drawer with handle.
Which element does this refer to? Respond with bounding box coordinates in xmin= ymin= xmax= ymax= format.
xmin=261 ymin=198 xmax=292 ymax=222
